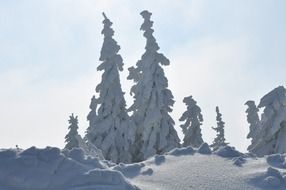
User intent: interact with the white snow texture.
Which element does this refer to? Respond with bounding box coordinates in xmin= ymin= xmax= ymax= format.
xmin=0 ymin=147 xmax=137 ymax=190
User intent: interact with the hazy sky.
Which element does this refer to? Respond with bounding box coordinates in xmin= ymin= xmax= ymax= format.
xmin=1 ymin=0 xmax=286 ymax=152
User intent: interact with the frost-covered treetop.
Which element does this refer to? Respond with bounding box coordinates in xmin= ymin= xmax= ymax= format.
xmin=216 ymin=106 xmax=224 ymax=126
xmin=140 ymin=10 xmax=160 ymax=52
xmin=99 ymin=12 xmax=123 ymax=72
xmin=245 ymin=100 xmax=260 ymax=126
xmin=258 ymin=86 xmax=286 ymax=108
xmin=245 ymin=100 xmax=257 ymax=110
xmin=69 ymin=113 xmax=78 ymax=126
xmin=183 ymin=96 xmax=198 ymax=107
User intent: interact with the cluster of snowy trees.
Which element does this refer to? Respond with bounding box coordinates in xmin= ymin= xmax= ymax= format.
xmin=245 ymin=86 xmax=286 ymax=156
xmin=64 ymin=11 xmax=286 ymax=163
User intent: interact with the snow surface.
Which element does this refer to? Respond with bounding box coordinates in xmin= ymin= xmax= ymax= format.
xmin=126 ymin=146 xmax=286 ymax=190
xmin=0 ymin=147 xmax=137 ymax=190
xmin=1 ymin=146 xmax=286 ymax=190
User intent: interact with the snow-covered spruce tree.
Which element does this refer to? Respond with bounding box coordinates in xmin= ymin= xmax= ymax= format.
xmin=85 ymin=13 xmax=134 ymax=163
xmin=249 ymin=86 xmax=286 ymax=156
xmin=65 ymin=113 xmax=80 ymax=150
xmin=179 ymin=96 xmax=204 ymax=147
xmin=85 ymin=95 xmax=98 ymax=141
xmin=211 ymin=106 xmax=228 ymax=151
xmin=245 ymin=100 xmax=261 ymax=151
xmin=128 ymin=10 xmax=180 ymax=162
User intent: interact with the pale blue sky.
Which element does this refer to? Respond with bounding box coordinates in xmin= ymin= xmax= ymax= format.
xmin=1 ymin=0 xmax=286 ymax=151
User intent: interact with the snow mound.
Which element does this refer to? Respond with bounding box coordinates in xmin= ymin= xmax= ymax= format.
xmin=266 ymin=154 xmax=286 ymax=168
xmin=154 ymin=155 xmax=166 ymax=165
xmin=232 ymin=156 xmax=247 ymax=167
xmin=113 ymin=163 xmax=145 ymax=178
xmin=197 ymin=143 xmax=211 ymax=154
xmin=0 ymin=147 xmax=138 ymax=190
xmin=140 ymin=168 xmax=153 ymax=176
xmin=260 ymin=167 xmax=286 ymax=188
xmin=214 ymin=146 xmax=244 ymax=158
xmin=167 ymin=146 xmax=195 ymax=156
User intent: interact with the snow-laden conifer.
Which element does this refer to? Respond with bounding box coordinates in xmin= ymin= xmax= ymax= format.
xmin=85 ymin=13 xmax=134 ymax=163
xmin=249 ymin=86 xmax=286 ymax=156
xmin=245 ymin=100 xmax=261 ymax=151
xmin=65 ymin=113 xmax=80 ymax=150
xmin=211 ymin=106 xmax=228 ymax=151
xmin=128 ymin=10 xmax=180 ymax=161
xmin=179 ymin=96 xmax=204 ymax=147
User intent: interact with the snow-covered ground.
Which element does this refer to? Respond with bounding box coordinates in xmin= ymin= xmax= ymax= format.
xmin=129 ymin=153 xmax=285 ymax=189
xmin=0 ymin=147 xmax=137 ymax=190
xmin=0 ymin=145 xmax=286 ymax=190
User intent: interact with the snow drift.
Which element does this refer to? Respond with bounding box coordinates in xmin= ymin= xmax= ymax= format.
xmin=0 ymin=147 xmax=138 ymax=190
xmin=1 ymin=145 xmax=286 ymax=190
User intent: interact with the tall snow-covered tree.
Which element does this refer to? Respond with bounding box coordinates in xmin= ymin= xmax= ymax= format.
xmin=245 ymin=100 xmax=261 ymax=151
xmin=85 ymin=13 xmax=134 ymax=163
xmin=249 ymin=86 xmax=286 ymax=156
xmin=211 ymin=106 xmax=228 ymax=151
xmin=128 ymin=10 xmax=180 ymax=161
xmin=65 ymin=113 xmax=80 ymax=150
xmin=179 ymin=96 xmax=204 ymax=147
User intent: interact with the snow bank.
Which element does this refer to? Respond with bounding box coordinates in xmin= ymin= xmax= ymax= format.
xmin=129 ymin=146 xmax=286 ymax=190
xmin=260 ymin=167 xmax=286 ymax=188
xmin=113 ymin=163 xmax=145 ymax=178
xmin=167 ymin=146 xmax=195 ymax=156
xmin=214 ymin=146 xmax=244 ymax=158
xmin=0 ymin=147 xmax=138 ymax=190
xmin=266 ymin=154 xmax=286 ymax=168
xmin=197 ymin=143 xmax=212 ymax=154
